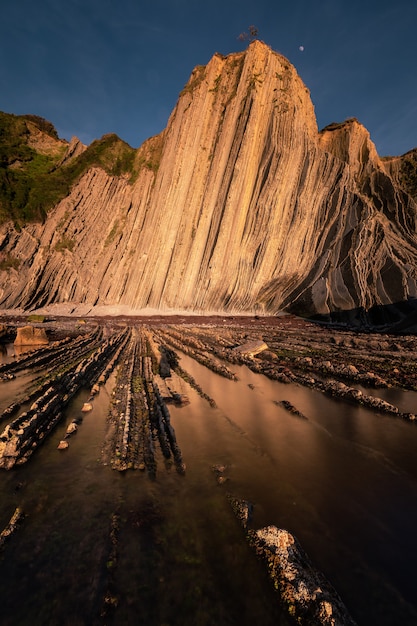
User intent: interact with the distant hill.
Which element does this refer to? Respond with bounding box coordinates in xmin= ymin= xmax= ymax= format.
xmin=0 ymin=112 xmax=136 ymax=224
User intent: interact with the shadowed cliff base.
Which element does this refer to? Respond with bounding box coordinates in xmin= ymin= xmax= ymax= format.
xmin=306 ymin=298 xmax=417 ymax=333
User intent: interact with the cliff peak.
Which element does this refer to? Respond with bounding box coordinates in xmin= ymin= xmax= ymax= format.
xmin=0 ymin=45 xmax=416 ymax=328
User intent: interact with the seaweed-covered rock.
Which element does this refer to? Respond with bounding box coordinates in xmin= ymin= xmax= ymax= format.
xmin=249 ymin=525 xmax=357 ymax=625
xmin=0 ymin=507 xmax=24 ymax=549
xmin=228 ymin=494 xmax=253 ymax=529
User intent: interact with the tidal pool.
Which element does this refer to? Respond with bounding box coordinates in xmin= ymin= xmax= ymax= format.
xmin=0 ymin=343 xmax=416 ymax=625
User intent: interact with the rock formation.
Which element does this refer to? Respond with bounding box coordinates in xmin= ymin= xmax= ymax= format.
xmin=234 ymin=340 xmax=269 ymax=357
xmin=249 ymin=525 xmax=357 ymax=625
xmin=14 ymin=325 xmax=48 ymax=346
xmin=0 ymin=40 xmax=416 ymax=326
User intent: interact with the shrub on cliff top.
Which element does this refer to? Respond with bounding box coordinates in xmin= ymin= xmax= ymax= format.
xmin=0 ymin=113 xmax=136 ymax=226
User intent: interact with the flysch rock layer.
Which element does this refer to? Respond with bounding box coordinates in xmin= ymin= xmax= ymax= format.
xmin=250 ymin=525 xmax=357 ymax=625
xmin=0 ymin=40 xmax=416 ymax=321
xmin=14 ymin=325 xmax=48 ymax=346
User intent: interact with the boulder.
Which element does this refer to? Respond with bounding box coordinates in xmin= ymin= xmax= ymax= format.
xmin=14 ymin=325 xmax=48 ymax=346
xmin=234 ymin=340 xmax=268 ymax=357
xmin=66 ymin=422 xmax=78 ymax=435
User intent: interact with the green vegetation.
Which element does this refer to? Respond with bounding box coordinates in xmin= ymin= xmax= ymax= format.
xmin=209 ymin=75 xmax=222 ymax=93
xmin=27 ymin=314 xmax=46 ymax=322
xmin=104 ymin=220 xmax=120 ymax=247
xmin=132 ymin=376 xmax=142 ymax=393
xmin=23 ymin=115 xmax=59 ymax=139
xmin=54 ymin=235 xmax=75 ymax=252
xmin=0 ymin=253 xmax=20 ymax=271
xmin=133 ymin=134 xmax=164 ymax=179
xmin=223 ymin=55 xmax=245 ymax=106
xmin=248 ymin=71 xmax=263 ymax=90
xmin=74 ymin=133 xmax=135 ymax=177
xmin=180 ymin=65 xmax=206 ymax=96
xmin=0 ymin=112 xmax=136 ymax=226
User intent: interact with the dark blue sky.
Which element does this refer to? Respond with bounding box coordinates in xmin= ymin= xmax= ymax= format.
xmin=1 ymin=0 xmax=416 ymax=156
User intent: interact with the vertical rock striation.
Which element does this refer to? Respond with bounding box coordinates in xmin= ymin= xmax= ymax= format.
xmin=0 ymin=40 xmax=416 ymax=324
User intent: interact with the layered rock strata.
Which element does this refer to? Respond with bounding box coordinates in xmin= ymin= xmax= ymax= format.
xmin=14 ymin=325 xmax=48 ymax=346
xmin=0 ymin=328 xmax=128 ymax=468
xmin=0 ymin=41 xmax=416 ymax=324
xmin=249 ymin=525 xmax=357 ymax=626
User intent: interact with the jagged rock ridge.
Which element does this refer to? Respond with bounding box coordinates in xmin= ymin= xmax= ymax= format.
xmin=0 ymin=40 xmax=417 ymax=326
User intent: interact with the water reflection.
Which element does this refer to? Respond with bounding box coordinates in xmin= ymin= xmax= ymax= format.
xmin=0 ymin=341 xmax=42 ymax=360
xmin=0 ymin=342 xmax=16 ymax=360
xmin=0 ymin=368 xmax=288 ymax=625
xmin=175 ymin=351 xmax=417 ymax=626
xmin=13 ymin=343 xmax=37 ymax=357
xmin=0 ymin=348 xmax=417 ymax=625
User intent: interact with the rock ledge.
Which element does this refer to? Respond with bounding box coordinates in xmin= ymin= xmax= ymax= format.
xmin=249 ymin=525 xmax=357 ymax=626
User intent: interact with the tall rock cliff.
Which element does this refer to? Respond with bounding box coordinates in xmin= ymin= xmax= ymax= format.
xmin=0 ymin=40 xmax=416 ymax=326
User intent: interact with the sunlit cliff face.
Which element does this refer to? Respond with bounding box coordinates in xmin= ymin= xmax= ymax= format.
xmin=0 ymin=40 xmax=416 ymax=323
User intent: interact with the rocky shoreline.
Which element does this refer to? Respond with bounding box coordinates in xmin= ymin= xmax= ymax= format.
xmin=2 ymin=313 xmax=416 ymax=467
xmin=0 ymin=313 xmax=416 ymax=624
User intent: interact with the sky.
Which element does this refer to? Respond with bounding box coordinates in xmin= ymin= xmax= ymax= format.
xmin=1 ymin=0 xmax=416 ymax=157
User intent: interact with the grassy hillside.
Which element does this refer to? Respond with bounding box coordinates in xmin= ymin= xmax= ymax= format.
xmin=0 ymin=112 xmax=136 ymax=225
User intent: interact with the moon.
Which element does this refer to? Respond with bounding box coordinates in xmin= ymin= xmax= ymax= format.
xmin=299 ymin=45 xmax=304 ymax=52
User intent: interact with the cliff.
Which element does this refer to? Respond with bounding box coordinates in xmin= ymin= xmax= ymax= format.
xmin=0 ymin=40 xmax=416 ymax=326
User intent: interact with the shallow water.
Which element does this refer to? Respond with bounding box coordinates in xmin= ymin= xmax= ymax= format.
xmin=172 ymin=353 xmax=417 ymax=626
xmin=0 ymin=348 xmax=416 ymax=624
